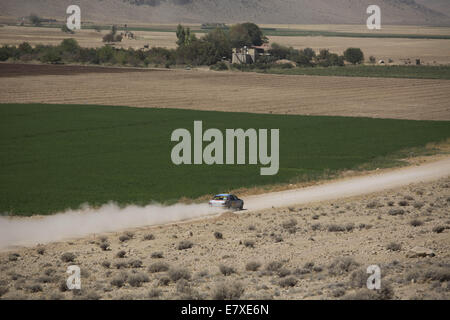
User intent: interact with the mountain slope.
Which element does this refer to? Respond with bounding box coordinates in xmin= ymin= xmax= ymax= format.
xmin=0 ymin=0 xmax=449 ymax=25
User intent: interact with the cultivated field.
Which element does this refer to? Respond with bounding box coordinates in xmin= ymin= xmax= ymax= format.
xmin=268 ymin=36 xmax=450 ymax=65
xmin=0 ymin=177 xmax=448 ymax=300
xmin=2 ymin=103 xmax=449 ymax=215
xmin=0 ymin=26 xmax=178 ymax=49
xmin=1 ymin=64 xmax=449 ymax=121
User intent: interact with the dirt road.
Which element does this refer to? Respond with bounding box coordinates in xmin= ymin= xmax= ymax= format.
xmin=1 ymin=157 xmax=449 ymax=250
xmin=244 ymin=157 xmax=450 ymax=212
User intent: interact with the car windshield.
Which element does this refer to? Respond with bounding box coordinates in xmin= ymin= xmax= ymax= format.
xmin=213 ymin=195 xmax=228 ymax=200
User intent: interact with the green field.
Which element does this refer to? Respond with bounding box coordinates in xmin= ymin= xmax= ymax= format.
xmin=257 ymin=65 xmax=450 ymax=80
xmin=1 ymin=103 xmax=449 ymax=216
xmin=29 ymin=23 xmax=450 ymax=40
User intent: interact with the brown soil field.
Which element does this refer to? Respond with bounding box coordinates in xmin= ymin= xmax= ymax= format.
xmin=0 ymin=63 xmax=161 ymax=77
xmin=1 ymin=64 xmax=449 ymax=121
xmin=261 ymin=24 xmax=450 ymax=36
xmin=0 ymin=176 xmax=448 ymax=300
xmin=0 ymin=26 xmax=178 ymax=49
xmin=268 ymin=36 xmax=450 ymax=65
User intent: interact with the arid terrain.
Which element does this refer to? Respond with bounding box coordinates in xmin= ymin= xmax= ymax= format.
xmin=1 ymin=0 xmax=449 ymax=25
xmin=0 ymin=171 xmax=448 ymax=300
xmin=1 ymin=63 xmax=449 ymax=121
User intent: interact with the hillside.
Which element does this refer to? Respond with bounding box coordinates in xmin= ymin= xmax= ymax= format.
xmin=0 ymin=0 xmax=449 ymax=26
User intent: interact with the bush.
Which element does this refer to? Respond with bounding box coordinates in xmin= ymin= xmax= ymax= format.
xmin=327 ymin=224 xmax=346 ymax=232
xmin=432 ymin=226 xmax=446 ymax=233
xmin=148 ymin=262 xmax=169 ymax=273
xmin=409 ymin=219 xmax=423 ymax=227
xmin=219 ymin=265 xmax=236 ymax=276
xmin=213 ymin=282 xmax=244 ymax=300
xmin=266 ymin=261 xmax=283 ymax=272
xmin=8 ymin=253 xmax=19 ymax=261
xmin=61 ymin=252 xmax=76 ymax=262
xmin=177 ymin=240 xmax=193 ymax=250
xmin=168 ymin=267 xmax=191 ymax=282
xmin=116 ymin=250 xmax=126 ymax=258
xmin=27 ymin=283 xmax=43 ymax=293
xmin=279 ymin=277 xmax=297 ymax=288
xmin=386 ymin=242 xmax=402 ymax=251
xmin=151 ymin=251 xmax=164 ymax=258
xmin=210 ymin=61 xmax=228 ymax=71
xmin=40 ymin=48 xmax=62 ymax=64
xmin=99 ymin=242 xmax=110 ymax=251
xmin=388 ymin=209 xmax=404 ymax=216
xmin=111 ymin=272 xmax=128 ymax=288
xmin=148 ymin=288 xmax=162 ymax=298
xmin=281 ymin=218 xmax=297 ymax=229
xmin=129 ymin=259 xmax=143 ymax=268
xmin=344 ymin=48 xmax=364 ymax=65
xmin=243 ymin=240 xmax=255 ymax=248
xmin=214 ymin=231 xmax=223 ymax=239
xmin=143 ymin=233 xmax=155 ymax=240
xmin=245 ymin=261 xmax=261 ymax=271
xmin=0 ymin=286 xmax=8 ymax=297
xmin=328 ymin=257 xmax=360 ymax=275
xmin=128 ymin=272 xmax=149 ymax=287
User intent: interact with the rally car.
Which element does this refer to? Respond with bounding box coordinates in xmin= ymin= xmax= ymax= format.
xmin=209 ymin=194 xmax=244 ymax=210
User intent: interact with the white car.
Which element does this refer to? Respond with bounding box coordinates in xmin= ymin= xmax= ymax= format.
xmin=209 ymin=194 xmax=244 ymax=210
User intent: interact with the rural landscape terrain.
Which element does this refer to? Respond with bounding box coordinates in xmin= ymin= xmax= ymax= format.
xmin=0 ymin=0 xmax=449 ymax=301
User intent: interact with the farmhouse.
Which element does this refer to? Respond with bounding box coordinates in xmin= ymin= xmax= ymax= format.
xmin=232 ymin=44 xmax=270 ymax=64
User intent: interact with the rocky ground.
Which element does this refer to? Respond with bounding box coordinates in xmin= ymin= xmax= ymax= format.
xmin=0 ymin=177 xmax=449 ymax=300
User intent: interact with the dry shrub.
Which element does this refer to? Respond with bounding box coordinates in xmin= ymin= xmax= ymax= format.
xmin=177 ymin=240 xmax=193 ymax=250
xmin=328 ymin=257 xmax=360 ymax=276
xmin=246 ymin=261 xmax=261 ymax=272
xmin=213 ymin=282 xmax=244 ymax=300
xmin=219 ymin=265 xmax=236 ymax=276
xmin=168 ymin=267 xmax=191 ymax=282
xmin=148 ymin=262 xmax=169 ymax=273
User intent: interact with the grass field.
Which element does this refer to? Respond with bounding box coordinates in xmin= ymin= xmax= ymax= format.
xmin=1 ymin=103 xmax=449 ymax=216
xmin=20 ymin=23 xmax=450 ymax=40
xmin=259 ymin=65 xmax=450 ymax=80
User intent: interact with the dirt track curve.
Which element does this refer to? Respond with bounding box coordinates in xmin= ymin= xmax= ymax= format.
xmin=1 ymin=157 xmax=450 ymax=250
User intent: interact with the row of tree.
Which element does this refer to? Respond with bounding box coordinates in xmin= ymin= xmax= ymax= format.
xmin=0 ymin=23 xmax=364 ymax=68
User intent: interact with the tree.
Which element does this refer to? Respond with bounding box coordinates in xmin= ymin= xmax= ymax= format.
xmin=269 ymin=43 xmax=290 ymax=60
xmin=203 ymin=28 xmax=232 ymax=60
xmin=241 ymin=22 xmax=266 ymax=46
xmin=176 ymin=24 xmax=196 ymax=47
xmin=59 ymin=39 xmax=80 ymax=53
xmin=344 ymin=47 xmax=364 ymax=64
xmin=229 ymin=24 xmax=252 ymax=48
xmin=18 ymin=42 xmax=33 ymax=54
xmin=29 ymin=14 xmax=42 ymax=26
xmin=103 ymin=25 xmax=122 ymax=43
xmin=229 ymin=23 xmax=266 ymax=48
xmin=40 ymin=48 xmax=62 ymax=64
